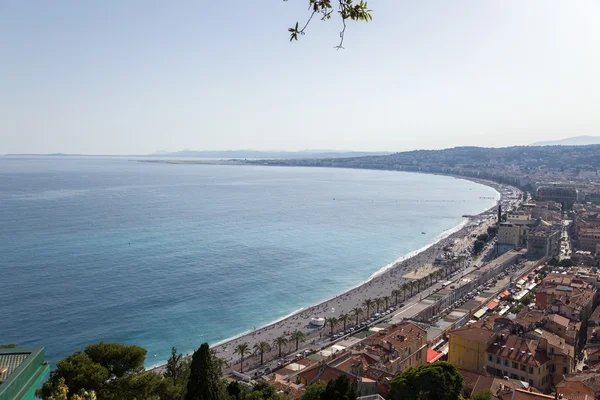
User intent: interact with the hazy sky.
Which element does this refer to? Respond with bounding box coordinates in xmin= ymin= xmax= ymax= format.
xmin=1 ymin=1 xmax=599 ymax=154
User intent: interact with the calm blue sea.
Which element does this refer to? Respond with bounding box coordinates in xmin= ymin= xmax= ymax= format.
xmin=0 ymin=157 xmax=498 ymax=367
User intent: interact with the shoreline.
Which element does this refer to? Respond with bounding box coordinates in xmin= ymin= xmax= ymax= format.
xmin=147 ymin=176 xmax=506 ymax=373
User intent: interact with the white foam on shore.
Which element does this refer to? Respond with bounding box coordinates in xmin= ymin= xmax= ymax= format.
xmin=367 ymin=217 xmax=470 ymax=281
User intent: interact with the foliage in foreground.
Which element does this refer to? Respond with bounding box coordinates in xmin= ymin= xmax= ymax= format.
xmin=285 ymin=0 xmax=373 ymax=48
xmin=389 ymin=362 xmax=464 ymax=400
xmin=38 ymin=342 xmax=289 ymax=400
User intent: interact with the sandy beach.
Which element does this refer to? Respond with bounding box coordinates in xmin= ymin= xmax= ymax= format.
xmin=148 ymin=178 xmax=507 ymax=375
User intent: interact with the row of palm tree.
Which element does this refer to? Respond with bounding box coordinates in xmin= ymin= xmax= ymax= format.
xmin=233 ymin=260 xmax=472 ymax=373
xmin=233 ymin=329 xmax=308 ymax=372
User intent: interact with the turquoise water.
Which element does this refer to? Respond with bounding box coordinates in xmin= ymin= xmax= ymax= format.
xmin=0 ymin=157 xmax=498 ymax=366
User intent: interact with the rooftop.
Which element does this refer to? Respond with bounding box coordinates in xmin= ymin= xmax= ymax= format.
xmin=0 ymin=347 xmax=49 ymax=400
xmin=558 ymin=372 xmax=600 ymax=394
xmin=486 ymin=336 xmax=550 ymax=367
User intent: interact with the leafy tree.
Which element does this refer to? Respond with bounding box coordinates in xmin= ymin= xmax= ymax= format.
xmin=362 ymin=298 xmax=373 ymax=317
xmin=291 ymin=330 xmax=306 ymax=351
xmin=473 ymin=240 xmax=485 ymax=254
xmin=0 ymin=343 xmax=16 ymax=348
xmin=106 ymin=371 xmax=163 ymax=400
xmin=254 ymin=341 xmax=271 ymax=365
xmin=470 ymin=389 xmax=493 ymax=400
xmin=226 ymin=381 xmax=245 ymax=400
xmin=272 ymin=336 xmax=289 ymax=358
xmin=84 ymin=342 xmax=146 ymax=378
xmin=301 ymin=381 xmax=327 ymax=400
xmin=234 ymin=342 xmax=251 ymax=373
xmin=45 ymin=377 xmax=97 ymax=400
xmin=548 ymin=257 xmax=560 ymax=266
xmin=320 ymin=374 xmax=357 ymax=400
xmin=326 ymin=316 xmax=339 ymax=336
xmin=185 ymin=343 xmax=224 ymax=400
xmin=160 ymin=347 xmax=189 ymax=400
xmin=389 ymin=362 xmax=463 ymax=400
xmin=39 ymin=351 xmax=109 ymax=398
xmin=45 ymin=377 xmax=69 ymax=400
xmin=559 ymin=258 xmax=573 ymax=267
xmin=286 ymin=0 xmax=373 ymax=49
xmin=486 ymin=226 xmax=498 ymax=237
xmin=351 ymin=307 xmax=363 ymax=325
xmin=477 ymin=233 xmax=489 ymax=243
xmin=392 ymin=289 xmax=401 ymax=306
xmin=164 ymin=347 xmax=185 ymax=382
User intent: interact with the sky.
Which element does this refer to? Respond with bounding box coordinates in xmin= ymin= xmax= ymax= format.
xmin=1 ymin=1 xmax=599 ymax=155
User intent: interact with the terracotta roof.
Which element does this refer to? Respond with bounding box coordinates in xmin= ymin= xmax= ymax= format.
xmin=457 ymin=369 xmax=489 ymax=396
xmin=334 ymin=353 xmax=378 ymax=373
xmin=296 ymin=363 xmax=358 ymax=385
xmin=472 ymin=376 xmax=539 ymax=398
xmin=548 ymin=313 xmax=569 ymax=328
xmin=364 ymin=366 xmax=394 ymax=382
xmin=529 ymin=328 xmax=574 ymax=358
xmin=377 ymin=323 xmax=426 ymax=355
xmin=496 ymin=389 xmax=557 ymax=400
xmin=486 ymin=336 xmax=550 ymax=367
xmin=558 ymin=372 xmax=600 ymax=393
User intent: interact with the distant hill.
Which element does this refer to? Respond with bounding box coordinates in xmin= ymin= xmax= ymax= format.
xmin=531 ymin=136 xmax=600 ymax=146
xmin=151 ymin=150 xmax=391 ymax=159
xmin=3 ymin=150 xmax=390 ymax=159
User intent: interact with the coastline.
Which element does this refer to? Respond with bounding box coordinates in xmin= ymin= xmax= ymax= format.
xmin=147 ymin=176 xmax=505 ymax=373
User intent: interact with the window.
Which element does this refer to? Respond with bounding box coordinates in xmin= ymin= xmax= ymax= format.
xmin=529 ymin=379 xmax=534 ymax=386
xmin=497 ymin=357 xmax=501 ymax=364
xmin=521 ymin=364 xmax=526 ymax=372
xmin=520 ymin=376 xmax=525 ymax=381
xmin=488 ymin=354 xmax=493 ymax=362
xmin=512 ymin=362 xmax=518 ymax=369
xmin=550 ymin=347 xmax=554 ymax=354
xmin=529 ymin=367 xmax=533 ymax=374
xmin=504 ymin=359 xmax=509 ymax=366
xmin=551 ymin=365 xmax=556 ymax=373
xmin=563 ymin=366 xmax=567 ymax=373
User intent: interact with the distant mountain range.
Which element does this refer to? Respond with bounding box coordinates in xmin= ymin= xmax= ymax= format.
xmin=149 ymin=150 xmax=391 ymax=159
xmin=3 ymin=150 xmax=390 ymax=159
xmin=531 ymin=135 xmax=600 ymax=146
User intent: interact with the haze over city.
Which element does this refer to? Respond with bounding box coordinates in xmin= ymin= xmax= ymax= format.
xmin=2 ymin=0 xmax=599 ymax=155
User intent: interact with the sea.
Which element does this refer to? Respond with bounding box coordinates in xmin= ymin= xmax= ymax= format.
xmin=0 ymin=156 xmax=499 ymax=367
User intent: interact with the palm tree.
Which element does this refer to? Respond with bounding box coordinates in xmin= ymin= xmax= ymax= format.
xmin=401 ymin=283 xmax=409 ymax=300
xmin=234 ymin=342 xmax=251 ymax=373
xmin=290 ymin=330 xmax=305 ymax=351
xmin=253 ymin=341 xmax=271 ymax=365
xmin=326 ymin=316 xmax=339 ymax=336
xmin=272 ymin=336 xmax=288 ymax=358
xmin=436 ymin=269 xmax=444 ymax=283
xmin=383 ymin=296 xmax=390 ymax=310
xmin=374 ymin=297 xmax=384 ymax=313
xmin=428 ymin=273 xmax=435 ymax=286
xmin=408 ymin=281 xmax=414 ymax=297
xmin=362 ymin=298 xmax=373 ymax=318
xmin=351 ymin=307 xmax=363 ymax=325
xmin=392 ymin=289 xmax=401 ymax=306
xmin=339 ymin=313 xmax=350 ymax=331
